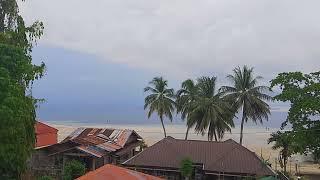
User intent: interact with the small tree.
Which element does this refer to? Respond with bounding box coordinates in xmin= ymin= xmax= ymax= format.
xmin=268 ymin=131 xmax=294 ymax=173
xmin=180 ymin=158 xmax=193 ymax=180
xmin=63 ymin=160 xmax=86 ymax=180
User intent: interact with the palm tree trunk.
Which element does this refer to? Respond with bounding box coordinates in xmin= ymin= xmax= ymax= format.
xmin=185 ymin=127 xmax=190 ymax=140
xmin=160 ymin=115 xmax=167 ymax=137
xmin=240 ymin=106 xmax=246 ymax=145
xmin=284 ymin=157 xmax=287 ymax=173
xmin=213 ymin=130 xmax=218 ymax=141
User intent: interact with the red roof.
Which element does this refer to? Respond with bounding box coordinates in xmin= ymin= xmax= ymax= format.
xmin=76 ymin=164 xmax=163 ymax=180
xmin=35 ymin=121 xmax=58 ymax=135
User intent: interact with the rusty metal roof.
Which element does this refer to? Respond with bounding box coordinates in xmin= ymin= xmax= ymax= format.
xmin=124 ymin=137 xmax=276 ymax=176
xmin=59 ymin=128 xmax=142 ymax=156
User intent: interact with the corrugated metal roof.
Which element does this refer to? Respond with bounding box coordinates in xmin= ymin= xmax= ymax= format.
xmin=61 ymin=128 xmax=141 ymax=154
xmin=77 ymin=145 xmax=104 ymax=158
xmin=124 ymin=137 xmax=275 ymax=176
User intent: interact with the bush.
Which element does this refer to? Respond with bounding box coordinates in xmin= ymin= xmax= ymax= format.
xmin=63 ymin=160 xmax=86 ymax=180
xmin=180 ymin=158 xmax=193 ymax=179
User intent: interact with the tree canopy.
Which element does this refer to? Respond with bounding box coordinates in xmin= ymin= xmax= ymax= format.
xmin=270 ymin=71 xmax=320 ymax=158
xmin=144 ymin=77 xmax=176 ymax=137
xmin=268 ymin=131 xmax=295 ymax=172
xmin=176 ymin=76 xmax=234 ymax=141
xmin=221 ymin=66 xmax=272 ymax=145
xmin=0 ymin=0 xmax=45 ymax=178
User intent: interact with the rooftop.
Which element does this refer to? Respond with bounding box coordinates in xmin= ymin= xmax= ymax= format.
xmin=76 ymin=164 xmax=163 ymax=180
xmin=124 ymin=136 xmax=275 ymax=176
xmin=42 ymin=128 xmax=142 ymax=157
xmin=35 ymin=121 xmax=58 ymax=135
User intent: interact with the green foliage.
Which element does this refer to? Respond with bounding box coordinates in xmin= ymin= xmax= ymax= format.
xmin=63 ymin=160 xmax=86 ymax=180
xmin=180 ymin=158 xmax=193 ymax=178
xmin=0 ymin=0 xmax=45 ymax=179
xmin=0 ymin=44 xmax=44 ymax=179
xmin=268 ymin=131 xmax=295 ymax=172
xmin=144 ymin=77 xmax=176 ymax=137
xmin=221 ymin=65 xmax=272 ymax=145
xmin=270 ymin=71 xmax=320 ymax=159
xmin=37 ymin=176 xmax=54 ymax=180
xmin=176 ymin=79 xmax=199 ymax=140
xmin=176 ymin=77 xmax=235 ymax=141
xmin=0 ymin=0 xmax=44 ymax=53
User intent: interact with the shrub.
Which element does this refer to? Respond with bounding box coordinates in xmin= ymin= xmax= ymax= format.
xmin=180 ymin=158 xmax=193 ymax=179
xmin=63 ymin=160 xmax=86 ymax=180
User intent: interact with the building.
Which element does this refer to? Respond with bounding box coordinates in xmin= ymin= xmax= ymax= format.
xmin=35 ymin=121 xmax=58 ymax=148
xmin=31 ymin=128 xmax=143 ymax=177
xmin=76 ymin=164 xmax=163 ymax=180
xmin=123 ymin=137 xmax=276 ymax=180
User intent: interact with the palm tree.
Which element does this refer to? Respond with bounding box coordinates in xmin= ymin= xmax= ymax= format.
xmin=144 ymin=77 xmax=176 ymax=137
xmin=190 ymin=76 xmax=234 ymax=141
xmin=176 ymin=79 xmax=199 ymax=140
xmin=221 ymin=66 xmax=272 ymax=145
xmin=268 ymin=131 xmax=294 ymax=173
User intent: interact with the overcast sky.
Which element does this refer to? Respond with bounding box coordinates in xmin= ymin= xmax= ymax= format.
xmin=19 ymin=0 xmax=320 ymax=125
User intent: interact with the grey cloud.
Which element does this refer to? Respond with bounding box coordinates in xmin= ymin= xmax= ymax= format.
xmin=20 ymin=0 xmax=320 ymax=79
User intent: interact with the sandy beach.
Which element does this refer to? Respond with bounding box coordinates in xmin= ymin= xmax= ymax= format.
xmin=48 ymin=122 xmax=320 ymax=175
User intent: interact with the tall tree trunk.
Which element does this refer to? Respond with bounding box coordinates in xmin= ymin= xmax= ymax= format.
xmin=160 ymin=115 xmax=167 ymax=138
xmin=185 ymin=126 xmax=190 ymax=140
xmin=283 ymin=157 xmax=287 ymax=173
xmin=240 ymin=106 xmax=246 ymax=145
xmin=213 ymin=130 xmax=218 ymax=141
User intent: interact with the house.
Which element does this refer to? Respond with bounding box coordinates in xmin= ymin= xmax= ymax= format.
xmin=35 ymin=121 xmax=58 ymax=148
xmin=123 ymin=137 xmax=276 ymax=180
xmin=76 ymin=164 xmax=163 ymax=180
xmin=30 ymin=128 xmax=143 ymax=177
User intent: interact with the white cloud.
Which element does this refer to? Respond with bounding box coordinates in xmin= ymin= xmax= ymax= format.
xmin=20 ymin=0 xmax=320 ymax=79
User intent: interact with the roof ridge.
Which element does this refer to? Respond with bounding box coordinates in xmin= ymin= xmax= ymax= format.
xmin=173 ymin=138 xmax=235 ymax=143
xmin=36 ymin=121 xmax=58 ymax=132
xmin=123 ymin=137 xmax=178 ymax=165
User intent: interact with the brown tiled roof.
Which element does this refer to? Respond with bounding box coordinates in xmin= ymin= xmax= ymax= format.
xmin=76 ymin=164 xmax=163 ymax=180
xmin=124 ymin=137 xmax=275 ymax=176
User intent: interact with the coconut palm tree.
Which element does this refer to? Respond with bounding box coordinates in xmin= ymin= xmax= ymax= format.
xmin=144 ymin=77 xmax=175 ymax=137
xmin=190 ymin=76 xmax=234 ymax=141
xmin=268 ymin=131 xmax=294 ymax=173
xmin=176 ymin=79 xmax=199 ymax=140
xmin=220 ymin=66 xmax=272 ymax=145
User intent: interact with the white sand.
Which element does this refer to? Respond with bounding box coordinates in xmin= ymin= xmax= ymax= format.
xmin=48 ymin=122 xmax=320 ymax=174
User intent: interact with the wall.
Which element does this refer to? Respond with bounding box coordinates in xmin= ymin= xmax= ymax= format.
xmin=36 ymin=132 xmax=58 ymax=148
xmin=29 ymin=149 xmax=62 ymax=178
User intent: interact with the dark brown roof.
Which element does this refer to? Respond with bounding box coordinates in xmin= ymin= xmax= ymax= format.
xmin=124 ymin=137 xmax=275 ymax=176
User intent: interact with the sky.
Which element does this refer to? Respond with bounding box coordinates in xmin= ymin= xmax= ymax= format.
xmin=18 ymin=0 xmax=320 ymax=126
